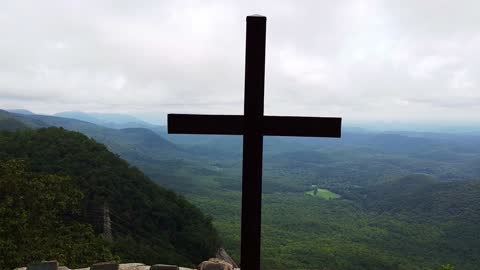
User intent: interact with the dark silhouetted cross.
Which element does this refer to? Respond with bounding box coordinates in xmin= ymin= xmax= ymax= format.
xmin=168 ymin=15 xmax=342 ymax=270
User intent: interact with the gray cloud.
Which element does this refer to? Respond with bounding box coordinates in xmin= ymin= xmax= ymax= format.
xmin=0 ymin=0 xmax=479 ymax=123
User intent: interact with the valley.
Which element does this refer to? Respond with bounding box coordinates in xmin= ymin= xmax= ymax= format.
xmin=2 ymin=110 xmax=480 ymax=269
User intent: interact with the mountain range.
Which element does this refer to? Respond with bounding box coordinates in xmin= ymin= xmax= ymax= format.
xmin=2 ymin=108 xmax=480 ymax=269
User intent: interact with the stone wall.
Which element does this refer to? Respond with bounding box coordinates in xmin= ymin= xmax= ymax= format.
xmin=15 ymin=260 xmax=241 ymax=270
xmin=15 ymin=261 xmax=194 ymax=270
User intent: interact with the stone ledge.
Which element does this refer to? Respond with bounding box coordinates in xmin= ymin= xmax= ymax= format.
xmin=27 ymin=261 xmax=58 ymax=270
xmin=151 ymin=264 xmax=179 ymax=270
xmin=16 ymin=260 xmax=227 ymax=270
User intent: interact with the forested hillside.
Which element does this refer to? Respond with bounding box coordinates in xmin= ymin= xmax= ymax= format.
xmin=0 ymin=127 xmax=220 ymax=269
xmin=0 ymin=160 xmax=115 ymax=268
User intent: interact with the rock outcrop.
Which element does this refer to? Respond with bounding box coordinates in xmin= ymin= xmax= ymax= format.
xmin=215 ymin=248 xmax=238 ymax=269
xmin=197 ymin=259 xmax=233 ymax=270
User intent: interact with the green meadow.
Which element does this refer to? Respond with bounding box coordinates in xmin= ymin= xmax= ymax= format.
xmin=306 ymin=187 xmax=341 ymax=200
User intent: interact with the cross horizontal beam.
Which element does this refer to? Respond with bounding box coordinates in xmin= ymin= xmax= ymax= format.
xmin=263 ymin=115 xmax=341 ymax=137
xmin=168 ymin=114 xmax=244 ymax=135
xmin=168 ymin=114 xmax=342 ymax=137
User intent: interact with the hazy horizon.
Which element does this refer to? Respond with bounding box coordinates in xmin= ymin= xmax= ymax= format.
xmin=6 ymin=107 xmax=480 ymax=133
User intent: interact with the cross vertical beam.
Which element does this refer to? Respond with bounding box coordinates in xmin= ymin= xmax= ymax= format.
xmin=241 ymin=15 xmax=266 ymax=270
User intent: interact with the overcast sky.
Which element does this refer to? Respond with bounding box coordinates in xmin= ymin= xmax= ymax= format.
xmin=1 ymin=0 xmax=479 ymax=124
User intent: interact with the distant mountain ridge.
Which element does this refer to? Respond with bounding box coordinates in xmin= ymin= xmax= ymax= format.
xmin=4 ymin=110 xmax=187 ymax=161
xmin=1 ymin=109 xmax=212 ymax=193
xmin=0 ymin=110 xmax=29 ymax=131
xmin=6 ymin=109 xmax=34 ymax=115
xmin=54 ymin=111 xmax=157 ymax=129
xmin=4 ymin=108 xmax=480 ymax=186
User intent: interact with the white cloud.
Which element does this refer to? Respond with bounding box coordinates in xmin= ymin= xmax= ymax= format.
xmin=0 ymin=0 xmax=479 ymax=123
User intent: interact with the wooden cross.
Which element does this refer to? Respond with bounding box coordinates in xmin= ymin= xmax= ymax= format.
xmin=168 ymin=15 xmax=342 ymax=270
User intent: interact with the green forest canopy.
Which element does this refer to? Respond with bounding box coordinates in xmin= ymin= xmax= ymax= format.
xmin=0 ymin=127 xmax=220 ymax=268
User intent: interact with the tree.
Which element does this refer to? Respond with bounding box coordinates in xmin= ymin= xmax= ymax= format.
xmin=0 ymin=160 xmax=115 ymax=269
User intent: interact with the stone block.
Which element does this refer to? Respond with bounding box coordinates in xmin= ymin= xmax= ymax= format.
xmin=119 ymin=264 xmax=145 ymax=270
xmin=90 ymin=262 xmax=119 ymax=270
xmin=27 ymin=261 xmax=58 ymax=270
xmin=151 ymin=264 xmax=178 ymax=270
